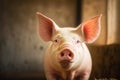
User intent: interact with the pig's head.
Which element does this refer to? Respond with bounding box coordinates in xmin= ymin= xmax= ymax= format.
xmin=37 ymin=12 xmax=102 ymax=71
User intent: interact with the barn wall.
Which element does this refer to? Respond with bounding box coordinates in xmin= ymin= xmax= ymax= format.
xmin=82 ymin=0 xmax=107 ymax=45
xmin=0 ymin=0 xmax=76 ymax=72
xmin=82 ymin=0 xmax=120 ymax=79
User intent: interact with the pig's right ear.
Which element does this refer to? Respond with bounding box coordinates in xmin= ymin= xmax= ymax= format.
xmin=75 ymin=14 xmax=102 ymax=43
xmin=36 ymin=12 xmax=59 ymax=41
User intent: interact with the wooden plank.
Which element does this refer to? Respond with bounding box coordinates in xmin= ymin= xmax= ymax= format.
xmin=107 ymin=0 xmax=117 ymax=44
xmin=0 ymin=72 xmax=45 ymax=79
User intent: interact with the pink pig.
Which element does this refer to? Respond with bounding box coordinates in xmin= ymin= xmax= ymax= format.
xmin=37 ymin=12 xmax=102 ymax=80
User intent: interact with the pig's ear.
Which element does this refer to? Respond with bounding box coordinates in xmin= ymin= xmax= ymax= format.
xmin=36 ymin=12 xmax=59 ymax=41
xmin=77 ymin=14 xmax=102 ymax=43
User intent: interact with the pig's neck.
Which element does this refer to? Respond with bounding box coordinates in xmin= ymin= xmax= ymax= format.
xmin=61 ymin=70 xmax=75 ymax=80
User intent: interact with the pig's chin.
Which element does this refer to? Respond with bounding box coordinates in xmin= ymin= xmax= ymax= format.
xmin=59 ymin=60 xmax=73 ymax=70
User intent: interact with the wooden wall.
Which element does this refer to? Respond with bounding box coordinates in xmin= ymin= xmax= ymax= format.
xmin=88 ymin=44 xmax=120 ymax=79
xmin=0 ymin=0 xmax=76 ymax=72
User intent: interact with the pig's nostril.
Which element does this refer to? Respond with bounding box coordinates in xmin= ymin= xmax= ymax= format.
xmin=69 ymin=53 xmax=72 ymax=57
xmin=60 ymin=49 xmax=73 ymax=59
xmin=61 ymin=52 xmax=64 ymax=57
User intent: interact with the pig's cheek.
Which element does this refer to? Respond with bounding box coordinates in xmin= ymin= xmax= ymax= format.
xmin=51 ymin=44 xmax=60 ymax=59
xmin=50 ymin=49 xmax=61 ymax=68
xmin=74 ymin=45 xmax=84 ymax=62
xmin=50 ymin=48 xmax=59 ymax=63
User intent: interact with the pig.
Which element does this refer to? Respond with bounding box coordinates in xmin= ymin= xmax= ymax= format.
xmin=36 ymin=12 xmax=102 ymax=80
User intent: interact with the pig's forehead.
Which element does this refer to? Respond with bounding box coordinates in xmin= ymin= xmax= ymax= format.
xmin=54 ymin=27 xmax=81 ymax=38
xmin=58 ymin=27 xmax=75 ymax=34
xmin=60 ymin=27 xmax=76 ymax=30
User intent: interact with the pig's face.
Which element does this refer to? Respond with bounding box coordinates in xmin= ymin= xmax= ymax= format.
xmin=50 ymin=28 xmax=85 ymax=70
xmin=37 ymin=12 xmax=102 ymax=70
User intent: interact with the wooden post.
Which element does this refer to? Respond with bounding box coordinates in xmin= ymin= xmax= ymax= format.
xmin=107 ymin=0 xmax=117 ymax=44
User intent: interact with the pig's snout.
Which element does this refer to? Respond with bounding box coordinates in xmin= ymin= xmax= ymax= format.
xmin=58 ymin=49 xmax=74 ymax=68
xmin=59 ymin=49 xmax=74 ymax=61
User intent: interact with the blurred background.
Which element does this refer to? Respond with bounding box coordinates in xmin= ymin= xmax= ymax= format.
xmin=0 ymin=0 xmax=120 ymax=79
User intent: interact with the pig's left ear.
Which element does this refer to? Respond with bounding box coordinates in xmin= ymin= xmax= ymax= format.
xmin=77 ymin=14 xmax=102 ymax=43
xmin=36 ymin=12 xmax=59 ymax=41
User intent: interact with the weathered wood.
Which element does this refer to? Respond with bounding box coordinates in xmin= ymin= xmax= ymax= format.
xmin=88 ymin=44 xmax=120 ymax=79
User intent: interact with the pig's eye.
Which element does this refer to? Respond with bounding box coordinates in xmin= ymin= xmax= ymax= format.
xmin=76 ymin=40 xmax=80 ymax=43
xmin=54 ymin=39 xmax=58 ymax=43
xmin=53 ymin=39 xmax=60 ymax=44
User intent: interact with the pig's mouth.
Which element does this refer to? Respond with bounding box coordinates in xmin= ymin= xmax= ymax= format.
xmin=58 ymin=46 xmax=74 ymax=69
xmin=59 ymin=60 xmax=73 ymax=69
